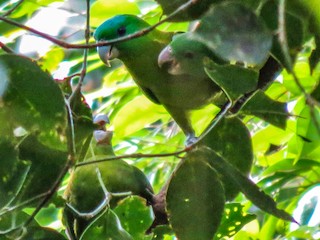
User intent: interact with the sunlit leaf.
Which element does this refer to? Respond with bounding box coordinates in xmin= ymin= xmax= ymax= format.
xmin=292 ymin=106 xmax=320 ymax=162
xmin=91 ymin=0 xmax=140 ymax=27
xmin=113 ymin=95 xmax=168 ymax=138
xmin=215 ymin=203 xmax=256 ymax=239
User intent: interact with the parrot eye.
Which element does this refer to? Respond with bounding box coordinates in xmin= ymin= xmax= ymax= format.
xmin=184 ymin=52 xmax=194 ymax=59
xmin=117 ymin=26 xmax=126 ymax=36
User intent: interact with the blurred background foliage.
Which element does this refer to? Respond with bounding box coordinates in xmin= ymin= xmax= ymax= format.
xmin=0 ymin=0 xmax=320 ymax=239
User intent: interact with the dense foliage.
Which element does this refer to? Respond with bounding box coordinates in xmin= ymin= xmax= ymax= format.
xmin=0 ymin=0 xmax=320 ymax=239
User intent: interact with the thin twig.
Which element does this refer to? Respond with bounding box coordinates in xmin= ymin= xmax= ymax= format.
xmin=0 ymin=41 xmax=14 ymax=53
xmin=0 ymin=192 xmax=48 ymax=217
xmin=2 ymin=0 xmax=24 ymax=17
xmin=76 ymin=148 xmax=188 ymax=168
xmin=69 ymin=0 xmax=91 ymax=102
xmin=0 ymin=0 xmax=196 ymax=49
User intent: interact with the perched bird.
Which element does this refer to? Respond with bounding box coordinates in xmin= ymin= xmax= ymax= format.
xmin=158 ymin=32 xmax=288 ymax=128
xmin=155 ymin=0 xmax=221 ymax=22
xmin=94 ymin=15 xmax=224 ymax=143
xmin=63 ymin=128 xmax=154 ymax=239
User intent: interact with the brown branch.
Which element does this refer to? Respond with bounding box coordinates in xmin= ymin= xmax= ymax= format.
xmin=0 ymin=0 xmax=195 ymax=49
xmin=0 ymin=41 xmax=14 ymax=53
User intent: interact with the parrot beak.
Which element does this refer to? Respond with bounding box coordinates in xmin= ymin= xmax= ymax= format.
xmin=97 ymin=44 xmax=119 ymax=67
xmin=158 ymin=46 xmax=180 ymax=75
xmin=158 ymin=46 xmax=174 ymax=68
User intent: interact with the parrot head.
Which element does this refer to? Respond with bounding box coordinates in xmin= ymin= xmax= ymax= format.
xmin=94 ymin=14 xmax=151 ymax=65
xmin=158 ymin=33 xmax=210 ymax=75
xmin=158 ymin=33 xmax=224 ymax=76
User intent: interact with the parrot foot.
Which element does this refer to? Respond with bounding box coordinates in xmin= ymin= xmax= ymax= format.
xmin=185 ymin=134 xmax=198 ymax=147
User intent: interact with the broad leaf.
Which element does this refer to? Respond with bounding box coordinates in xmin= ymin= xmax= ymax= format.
xmin=204 ymin=59 xmax=258 ymax=102
xmin=200 ymin=117 xmax=253 ymax=200
xmin=13 ymin=135 xmax=67 ymax=206
xmin=215 ymin=203 xmax=256 ymax=239
xmin=114 ymin=197 xmax=153 ymax=240
xmin=20 ymin=226 xmax=66 ymax=240
xmin=193 ymin=2 xmax=272 ymax=65
xmin=166 ymin=148 xmax=225 ymax=240
xmin=0 ymin=138 xmax=30 ymax=208
xmin=0 ymin=54 xmax=66 ymax=136
xmin=240 ymin=90 xmax=288 ymax=129
xmin=204 ymin=147 xmax=297 ymax=223
xmin=260 ymin=0 xmax=305 ymax=69
xmin=81 ymin=209 xmax=133 ymax=240
xmin=113 ymin=95 xmax=167 ymax=138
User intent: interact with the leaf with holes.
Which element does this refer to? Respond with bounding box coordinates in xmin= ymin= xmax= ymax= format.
xmin=215 ymin=203 xmax=256 ymax=239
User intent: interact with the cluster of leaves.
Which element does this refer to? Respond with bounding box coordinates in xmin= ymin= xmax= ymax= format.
xmin=0 ymin=0 xmax=320 ymax=240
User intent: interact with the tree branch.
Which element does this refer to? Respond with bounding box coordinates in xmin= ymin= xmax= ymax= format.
xmin=0 ymin=0 xmax=196 ymax=49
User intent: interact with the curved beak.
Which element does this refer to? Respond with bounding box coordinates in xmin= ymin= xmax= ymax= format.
xmin=158 ymin=46 xmax=180 ymax=75
xmin=158 ymin=46 xmax=175 ymax=69
xmin=97 ymin=44 xmax=119 ymax=67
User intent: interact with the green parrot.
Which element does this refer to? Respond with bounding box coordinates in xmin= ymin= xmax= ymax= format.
xmin=63 ymin=129 xmax=154 ymax=239
xmin=155 ymin=0 xmax=222 ymax=22
xmin=158 ymin=32 xmax=288 ymax=128
xmin=94 ymin=15 xmax=225 ymax=144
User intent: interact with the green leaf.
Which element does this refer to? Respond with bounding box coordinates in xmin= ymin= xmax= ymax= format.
xmin=215 ymin=203 xmax=256 ymax=239
xmin=13 ymin=134 xmax=67 ymax=206
xmin=0 ymin=210 xmax=40 ymax=236
xmin=204 ymin=147 xmax=297 ymax=223
xmin=200 ymin=117 xmax=253 ymax=200
xmin=193 ymin=2 xmax=272 ymax=65
xmin=81 ymin=209 xmax=133 ymax=240
xmin=0 ymin=54 xmax=66 ymax=138
xmin=21 ymin=226 xmax=66 ymax=240
xmin=90 ymin=0 xmax=140 ymax=27
xmin=291 ymin=106 xmax=320 ymax=162
xmin=166 ymin=148 xmax=225 ymax=240
xmin=240 ymin=90 xmax=288 ymax=129
xmin=311 ymin=82 xmax=320 ymax=102
xmin=260 ymin=0 xmax=305 ymax=69
xmin=114 ymin=197 xmax=153 ymax=240
xmin=0 ymin=138 xmax=30 ymax=208
xmin=113 ymin=95 xmax=168 ymax=138
xmin=204 ymin=60 xmax=258 ymax=102
xmin=309 ymin=37 xmax=320 ymax=74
